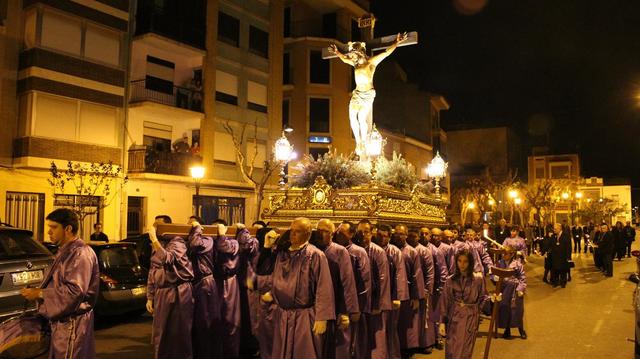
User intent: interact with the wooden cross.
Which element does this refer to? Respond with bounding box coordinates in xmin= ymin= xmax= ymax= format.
xmin=156 ymin=223 xmax=257 ymax=237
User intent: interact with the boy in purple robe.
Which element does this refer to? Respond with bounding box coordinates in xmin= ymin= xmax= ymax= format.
xmin=393 ymin=225 xmax=425 ymax=358
xmin=315 ymin=219 xmax=360 ymax=359
xmin=496 ymin=246 xmax=528 ymax=339
xmin=374 ymin=224 xmax=409 ymax=359
xmin=257 ymin=217 xmax=335 ymax=358
xmin=186 ymin=216 xmax=221 ymax=358
xmin=425 ymin=227 xmax=449 ymax=351
xmin=439 ymin=249 xmax=496 ymax=359
xmin=336 ymin=221 xmax=372 ymax=359
xmin=21 ymin=209 xmax=99 ymax=359
xmin=408 ymin=229 xmax=434 ymax=354
xmin=146 ymin=223 xmax=195 ymax=359
xmin=356 ymin=219 xmax=392 ymax=359
xmin=503 ymin=226 xmax=528 ymax=262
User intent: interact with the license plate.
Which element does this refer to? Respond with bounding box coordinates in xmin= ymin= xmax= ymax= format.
xmin=131 ymin=287 xmax=146 ymax=296
xmin=11 ymin=270 xmax=44 ymax=286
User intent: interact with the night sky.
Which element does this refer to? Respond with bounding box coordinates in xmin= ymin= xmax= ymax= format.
xmin=371 ymin=0 xmax=640 ymax=194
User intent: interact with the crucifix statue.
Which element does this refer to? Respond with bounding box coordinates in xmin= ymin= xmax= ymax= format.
xmin=323 ymin=16 xmax=418 ymax=159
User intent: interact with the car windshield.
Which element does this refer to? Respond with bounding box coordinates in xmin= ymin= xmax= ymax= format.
xmin=99 ymin=246 xmax=139 ymax=268
xmin=0 ymin=231 xmax=50 ymax=260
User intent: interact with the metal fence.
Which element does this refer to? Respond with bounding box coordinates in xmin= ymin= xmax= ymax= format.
xmin=129 ymin=79 xmax=203 ymax=112
xmin=4 ymin=192 xmax=45 ymax=241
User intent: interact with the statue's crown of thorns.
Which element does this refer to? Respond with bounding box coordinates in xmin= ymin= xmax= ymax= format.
xmin=348 ymin=41 xmax=366 ymax=52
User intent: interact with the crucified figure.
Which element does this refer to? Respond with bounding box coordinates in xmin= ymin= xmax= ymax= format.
xmin=329 ymin=32 xmax=408 ymax=158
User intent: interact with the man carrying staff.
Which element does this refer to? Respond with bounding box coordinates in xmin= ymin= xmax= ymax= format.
xmin=146 ymin=217 xmax=194 ymax=359
xmin=21 ymin=208 xmax=100 ymax=358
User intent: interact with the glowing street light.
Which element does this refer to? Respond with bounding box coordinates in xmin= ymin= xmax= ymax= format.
xmin=274 ymin=132 xmax=294 ymax=189
xmin=561 ymin=192 xmax=570 ymax=200
xmin=488 ymin=199 xmax=496 ymax=206
xmin=508 ymin=189 xmax=518 ymax=199
xmin=190 ymin=165 xmax=205 ymax=216
xmin=514 ymin=197 xmax=522 ymax=205
xmin=467 ymin=202 xmax=476 ymax=209
xmin=575 ymin=192 xmax=583 ymax=199
xmin=425 ymin=152 xmax=448 ymax=199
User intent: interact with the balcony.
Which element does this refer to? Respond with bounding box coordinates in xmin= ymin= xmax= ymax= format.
xmin=128 ymin=145 xmax=202 ymax=177
xmin=130 ymin=79 xmax=203 ymax=113
xmin=288 ymin=21 xmax=353 ymax=43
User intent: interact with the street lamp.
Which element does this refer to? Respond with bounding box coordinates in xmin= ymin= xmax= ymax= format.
xmin=274 ymin=131 xmax=294 ymax=189
xmin=468 ymin=202 xmax=476 ymax=209
xmin=488 ymin=199 xmax=496 ymax=206
xmin=575 ymin=192 xmax=583 ymax=199
xmin=366 ymin=126 xmax=384 ymax=179
xmin=508 ymin=189 xmax=519 ymax=199
xmin=425 ymin=152 xmax=448 ymax=199
xmin=514 ymin=197 xmax=522 ymax=205
xmin=190 ymin=165 xmax=205 ymax=216
xmin=561 ymin=192 xmax=570 ymax=200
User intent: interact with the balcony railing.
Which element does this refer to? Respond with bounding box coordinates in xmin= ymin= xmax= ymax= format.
xmin=130 ymin=79 xmax=203 ymax=112
xmin=128 ymin=145 xmax=202 ymax=177
xmin=288 ymin=21 xmax=352 ymax=43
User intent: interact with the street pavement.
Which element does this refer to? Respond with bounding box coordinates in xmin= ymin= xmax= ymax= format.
xmin=95 ymin=246 xmax=638 ymax=358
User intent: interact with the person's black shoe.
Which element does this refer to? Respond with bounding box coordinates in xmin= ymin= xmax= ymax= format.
xmin=419 ymin=347 xmax=433 ymax=355
xmin=542 ymin=277 xmax=549 ymax=283
xmin=503 ymin=329 xmax=512 ymax=339
xmin=567 ymin=275 xmax=572 ymax=282
xmin=561 ymin=283 xmax=566 ymax=288
xmin=435 ymin=341 xmax=444 ymax=350
xmin=519 ymin=329 xmax=527 ymax=339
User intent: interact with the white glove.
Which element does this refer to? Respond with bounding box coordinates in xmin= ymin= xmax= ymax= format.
xmin=191 ymin=220 xmax=201 ymax=227
xmin=235 ymin=223 xmax=246 ymax=230
xmin=339 ymin=314 xmax=350 ymax=329
xmin=411 ymin=299 xmax=420 ymax=311
xmin=491 ymin=293 xmax=503 ymax=303
xmin=313 ymin=320 xmax=327 ymax=335
xmin=517 ymin=291 xmax=524 ymax=297
xmin=216 ymin=223 xmax=227 ymax=236
xmin=438 ymin=323 xmax=446 ymax=338
xmin=392 ymin=300 xmax=401 ymax=310
xmin=148 ymin=226 xmax=158 ymax=243
xmin=246 ymin=277 xmax=254 ymax=291
xmin=146 ymin=299 xmax=153 ymax=314
xmin=264 ymin=230 xmax=278 ymax=249
xmin=261 ymin=291 xmax=274 ymax=303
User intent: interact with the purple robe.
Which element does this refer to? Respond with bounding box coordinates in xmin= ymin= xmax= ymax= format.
xmin=503 ymin=236 xmax=528 ymax=259
xmin=271 ymin=243 xmax=335 ymax=359
xmin=452 ymin=240 xmax=484 ymax=274
xmin=413 ymin=243 xmax=434 ymax=348
xmin=322 ymin=242 xmax=360 ymax=359
xmin=364 ymin=242 xmax=391 ymax=359
xmin=147 ymin=235 xmax=195 ymax=359
xmin=397 ymin=244 xmax=425 ymax=350
xmin=437 ymin=242 xmax=456 ymax=275
xmin=440 ymin=273 xmax=489 ymax=359
xmin=213 ymin=233 xmax=243 ymax=358
xmin=426 ymin=242 xmax=449 ymax=347
xmin=470 ymin=240 xmax=494 ymax=275
xmin=346 ymin=242 xmax=371 ymax=359
xmin=235 ymin=229 xmax=260 ymax=357
xmin=38 ymin=238 xmax=99 ymax=359
xmin=496 ymin=258 xmax=527 ymax=329
xmin=187 ymin=226 xmax=221 ymax=358
xmin=381 ymin=244 xmax=408 ymax=359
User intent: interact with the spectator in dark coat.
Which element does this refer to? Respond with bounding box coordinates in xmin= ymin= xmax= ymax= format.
xmin=549 ymin=223 xmax=572 ymax=288
xmin=598 ymin=223 xmax=615 ymax=277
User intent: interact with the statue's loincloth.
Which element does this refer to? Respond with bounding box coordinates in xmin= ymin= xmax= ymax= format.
xmin=350 ymin=89 xmax=376 ymax=107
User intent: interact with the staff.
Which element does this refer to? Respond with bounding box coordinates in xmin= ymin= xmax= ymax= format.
xmin=483 ymin=265 xmax=514 ymax=359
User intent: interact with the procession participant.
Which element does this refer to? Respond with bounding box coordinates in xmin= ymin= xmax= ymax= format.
xmin=439 ymin=249 xmax=496 ymax=359
xmin=408 ymin=230 xmax=435 ymax=355
xmin=495 ymin=219 xmax=510 ymax=245
xmin=146 ymin=217 xmax=195 ymax=359
xmin=375 ymin=224 xmax=409 ymax=359
xmin=393 ymin=225 xmax=426 ymax=357
xmin=549 ymin=223 xmax=572 ymax=288
xmin=336 ymin=221 xmax=372 ymax=359
xmin=315 ymin=219 xmax=360 ymax=359
xmin=257 ymin=218 xmax=335 ymax=358
xmin=427 ymin=227 xmax=449 ymax=350
xmin=251 ymin=227 xmax=278 ymax=359
xmin=21 ymin=208 xmax=99 ymax=359
xmin=592 ymin=226 xmax=603 ymax=271
xmin=357 ymin=219 xmax=392 ymax=359
xmin=438 ymin=229 xmax=456 ymax=275
xmin=598 ymin=223 xmax=615 ymax=277
xmin=496 ymin=246 xmax=527 ymax=339
xmin=503 ymin=226 xmax=528 ymax=261
xmin=465 ymin=229 xmax=493 ymax=275
xmin=419 ymin=226 xmax=431 ymax=247
xmin=186 ymin=216 xmax=221 ymax=358
xmin=624 ymin=221 xmax=636 ymax=258
xmin=539 ymin=229 xmax=553 ymax=283
xmin=234 ymin=223 xmax=261 ymax=358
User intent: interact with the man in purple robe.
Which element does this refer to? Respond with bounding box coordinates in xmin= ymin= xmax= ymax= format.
xmin=186 ymin=216 xmax=221 ymax=358
xmin=393 ymin=224 xmax=425 ymax=358
xmin=374 ymin=224 xmax=409 ymax=359
xmin=234 ymin=224 xmax=260 ymax=358
xmin=257 ymin=217 xmax=335 ymax=358
xmin=424 ymin=227 xmax=449 ymax=351
xmin=356 ymin=219 xmax=392 ymax=359
xmin=315 ymin=219 xmax=360 ymax=359
xmin=21 ymin=209 xmax=99 ymax=359
xmin=146 ymin=220 xmax=195 ymax=359
xmin=466 ymin=229 xmax=494 ymax=275
xmin=336 ymin=221 xmax=372 ymax=359
xmin=252 ymin=227 xmax=278 ymax=359
xmin=441 ymin=230 xmax=457 ymax=274
xmin=408 ymin=229 xmax=434 ymax=355
xmin=496 ymin=246 xmax=527 ymax=339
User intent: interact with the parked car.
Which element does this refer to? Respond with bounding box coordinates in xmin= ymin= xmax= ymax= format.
xmin=89 ymin=241 xmax=148 ymax=316
xmin=120 ymin=234 xmax=152 ymax=270
xmin=0 ymin=225 xmax=53 ymax=322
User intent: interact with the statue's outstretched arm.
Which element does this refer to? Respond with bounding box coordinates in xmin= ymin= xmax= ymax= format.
xmin=370 ymin=32 xmax=408 ymax=66
xmin=329 ymin=44 xmax=354 ymax=66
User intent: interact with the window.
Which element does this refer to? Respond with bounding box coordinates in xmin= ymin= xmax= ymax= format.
xmin=309 ymin=98 xmax=330 ymax=133
xmin=53 ymin=194 xmax=101 ymax=242
xmin=549 ymin=163 xmax=571 ymax=179
xmin=322 ymin=12 xmax=337 ymax=39
xmin=197 ymin=196 xmax=245 ymax=226
xmin=283 ymin=53 xmax=291 ymax=84
xmin=534 ymin=160 xmax=545 ymax=179
xmin=282 ymin=99 xmax=290 ymax=128
xmin=283 ymin=7 xmax=291 ymax=37
xmin=4 ymin=192 xmax=45 ymax=242
xmin=215 ymin=70 xmax=238 ymax=105
xmin=247 ymin=81 xmax=268 ymax=113
xmin=84 ymin=25 xmax=121 ymax=66
xmin=145 ymin=56 xmax=175 ymax=94
xmin=41 ymin=11 xmax=82 ymax=55
xmin=310 ymin=50 xmax=330 ymax=84
xmin=249 ymin=26 xmax=269 ymax=58
xmin=309 ymin=147 xmax=329 ymax=160
xmin=218 ymin=12 xmax=240 ymax=47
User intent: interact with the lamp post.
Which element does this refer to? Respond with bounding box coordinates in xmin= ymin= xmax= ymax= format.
xmin=190 ymin=165 xmax=205 ymax=217
xmin=366 ymin=126 xmax=384 ymax=179
xmin=274 ymin=131 xmax=294 ymax=189
xmin=425 ymin=152 xmax=448 ymax=199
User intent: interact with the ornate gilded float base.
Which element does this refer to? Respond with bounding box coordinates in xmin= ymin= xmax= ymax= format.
xmin=262 ymin=176 xmax=448 ymax=228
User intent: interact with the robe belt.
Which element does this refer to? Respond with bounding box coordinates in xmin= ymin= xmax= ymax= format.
xmin=50 ymin=307 xmax=92 ymax=324
xmin=277 ymin=303 xmax=314 ymax=311
xmin=155 ymin=280 xmax=192 ymax=290
xmin=193 ymin=273 xmax=213 ymax=285
xmin=454 ymin=301 xmax=477 ymax=307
